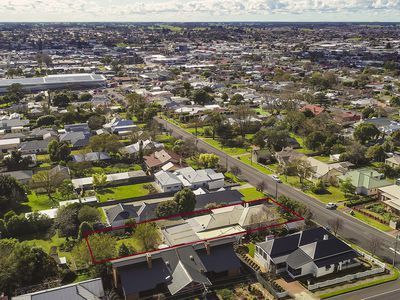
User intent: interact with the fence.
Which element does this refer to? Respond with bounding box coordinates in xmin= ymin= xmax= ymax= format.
xmin=352 ymin=206 xmax=389 ymax=225
xmin=307 ymin=266 xmax=386 ymax=291
xmin=256 ymin=272 xmax=288 ymax=299
xmin=90 ymin=191 xmax=176 ymax=208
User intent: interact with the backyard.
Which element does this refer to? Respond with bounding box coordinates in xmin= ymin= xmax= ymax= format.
xmin=95 ymin=183 xmax=152 ymax=202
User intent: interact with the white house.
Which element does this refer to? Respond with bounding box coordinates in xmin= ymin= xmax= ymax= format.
xmin=254 ymin=227 xmax=360 ymax=279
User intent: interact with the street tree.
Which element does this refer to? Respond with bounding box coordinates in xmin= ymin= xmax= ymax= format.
xmin=198 ymin=153 xmax=219 ymax=168
xmin=327 ymin=217 xmax=343 ymax=236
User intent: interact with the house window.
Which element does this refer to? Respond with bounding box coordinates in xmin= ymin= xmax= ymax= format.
xmin=167 ymin=187 xmax=171 ymax=190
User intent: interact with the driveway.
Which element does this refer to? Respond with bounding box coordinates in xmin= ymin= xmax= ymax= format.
xmin=275 ymin=278 xmax=317 ymax=300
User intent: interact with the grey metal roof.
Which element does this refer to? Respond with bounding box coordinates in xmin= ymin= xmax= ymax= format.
xmin=12 ymin=278 xmax=104 ymax=300
xmin=286 ymin=248 xmax=313 ymax=269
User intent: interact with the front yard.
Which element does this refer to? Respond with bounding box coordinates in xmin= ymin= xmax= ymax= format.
xmin=240 ymin=187 xmax=266 ymax=201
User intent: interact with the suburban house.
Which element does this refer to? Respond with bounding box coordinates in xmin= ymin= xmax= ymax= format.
xmin=254 ymin=227 xmax=360 ymax=279
xmin=111 ymin=237 xmax=241 ymax=300
xmin=12 ymin=278 xmax=105 ymax=300
xmin=306 ymin=157 xmax=353 ymax=185
xmin=162 ymin=202 xmax=279 ymax=245
xmin=300 ymin=104 xmax=325 ymax=116
xmin=71 ymin=152 xmax=111 ymax=162
xmin=194 ymin=189 xmax=243 ymax=209
xmin=104 ymin=117 xmax=137 ymax=135
xmin=154 ymin=170 xmax=183 ymax=192
xmin=339 ymin=168 xmax=392 ymax=196
xmin=275 ymin=147 xmax=305 ymax=166
xmin=124 ymin=139 xmax=164 ymax=155
xmin=105 ymin=202 xmax=159 ymax=227
xmin=0 ymin=138 xmax=21 ymax=152
xmin=19 ymin=139 xmax=52 ymax=154
xmin=385 ymin=154 xmax=400 ymax=169
xmin=378 ymin=185 xmax=400 ymax=215
xmin=2 ymin=170 xmax=33 ymax=184
xmin=332 ymin=110 xmax=361 ymax=125
xmin=144 ymin=149 xmax=182 ymax=172
xmin=59 ymin=131 xmax=90 ymax=148
xmin=175 ymin=167 xmax=225 ymax=190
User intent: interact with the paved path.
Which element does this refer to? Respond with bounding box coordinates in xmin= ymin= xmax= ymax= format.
xmin=155 ymin=116 xmax=400 ymax=267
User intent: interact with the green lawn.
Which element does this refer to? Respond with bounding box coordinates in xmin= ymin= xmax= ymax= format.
xmin=96 ymin=183 xmax=150 ymax=202
xmin=23 ymin=232 xmax=72 ymax=261
xmin=247 ymin=243 xmax=255 ymax=257
xmin=240 ymin=188 xmax=265 ymax=201
xmin=36 ymin=154 xmax=50 ymax=162
xmin=203 ymin=138 xmax=248 ymax=156
xmin=350 ymin=211 xmax=393 ymax=232
xmin=25 ymin=191 xmax=57 ymax=211
xmin=240 ymin=155 xmax=274 ymax=175
xmin=306 ymin=186 xmax=346 ymax=204
xmin=116 ymin=236 xmax=144 ymax=253
xmin=313 ymin=156 xmax=332 ymax=163
xmin=254 ymin=108 xmax=270 ymax=116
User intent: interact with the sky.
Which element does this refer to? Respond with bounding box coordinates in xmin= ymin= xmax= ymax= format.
xmin=1 ymin=0 xmax=400 ymax=22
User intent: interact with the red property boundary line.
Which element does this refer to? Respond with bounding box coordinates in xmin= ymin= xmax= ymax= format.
xmin=84 ymin=197 xmax=304 ymax=264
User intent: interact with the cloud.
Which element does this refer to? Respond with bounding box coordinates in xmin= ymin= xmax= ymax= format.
xmin=1 ymin=0 xmax=400 ymax=20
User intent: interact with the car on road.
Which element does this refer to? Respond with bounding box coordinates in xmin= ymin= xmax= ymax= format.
xmin=326 ymin=202 xmax=337 ymax=209
xmin=271 ymin=175 xmax=282 ymax=183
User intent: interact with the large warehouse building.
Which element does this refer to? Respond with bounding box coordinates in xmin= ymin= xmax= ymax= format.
xmin=0 ymin=73 xmax=107 ymax=93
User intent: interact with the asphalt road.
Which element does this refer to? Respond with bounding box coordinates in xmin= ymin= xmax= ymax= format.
xmin=155 ymin=117 xmax=399 ymax=266
xmin=330 ymin=279 xmax=400 ymax=300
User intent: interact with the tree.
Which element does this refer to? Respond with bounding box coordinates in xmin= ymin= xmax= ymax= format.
xmin=31 ymin=170 xmax=64 ymax=202
xmin=89 ymin=134 xmax=122 ymax=156
xmin=305 ymin=131 xmax=327 ymax=151
xmin=354 ymin=123 xmax=380 ymax=145
xmin=52 ymin=92 xmax=70 ymax=107
xmin=233 ymin=105 xmax=255 ymax=138
xmin=88 ymin=115 xmax=106 ymax=130
xmin=5 ymin=83 xmax=24 ymax=102
xmin=230 ymin=93 xmax=244 ymax=105
xmin=78 ymin=206 xmax=100 ymax=224
xmin=72 ymin=233 xmax=116 ymax=265
xmin=79 ymin=93 xmax=93 ymax=102
xmin=173 ymin=188 xmax=196 ymax=214
xmin=0 ymin=175 xmax=27 ymax=210
xmin=366 ymin=144 xmax=386 ymax=162
xmin=198 ymin=153 xmax=219 ymax=168
xmin=156 ymin=200 xmax=178 ymax=218
xmin=54 ymin=203 xmax=81 ymax=237
xmin=293 ymin=158 xmax=315 ymax=186
xmin=230 ymin=166 xmax=241 ymax=177
xmin=92 ymin=172 xmax=107 ymax=191
xmin=362 ymin=107 xmax=375 ymax=119
xmin=256 ymin=181 xmax=267 ymax=192
xmin=192 ymin=89 xmax=213 ymax=105
xmin=328 ymin=217 xmax=343 ymax=236
xmin=367 ymin=237 xmax=382 ymax=257
xmin=48 ymin=140 xmax=71 ymax=162
xmin=58 ymin=180 xmax=75 ymax=200
xmin=77 ymin=221 xmax=93 ymax=240
xmin=340 ymin=178 xmax=356 ymax=198
xmin=5 ymin=214 xmax=29 ymax=237
xmin=208 ymin=112 xmax=225 ymax=140
xmin=133 ymin=222 xmax=160 ymax=251
xmin=340 ymin=142 xmax=368 ymax=166
xmin=390 ymin=96 xmax=400 ymax=107
xmin=0 ymin=242 xmax=59 ymax=294
xmin=252 ymin=130 xmax=267 ymax=148
xmin=2 ymin=151 xmax=32 ymax=171
xmin=36 ymin=115 xmax=56 ymax=127
xmin=263 ymin=128 xmax=289 ymax=151
xmin=0 ymin=219 xmax=6 ymax=238
xmin=118 ymin=243 xmax=134 ymax=257
xmin=126 ymin=93 xmax=147 ymax=122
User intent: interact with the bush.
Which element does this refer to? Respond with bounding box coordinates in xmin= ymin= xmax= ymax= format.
xmin=311 ymin=180 xmax=328 ymax=195
xmin=217 ymin=289 xmax=235 ymax=300
xmin=345 ymin=196 xmax=375 ymax=207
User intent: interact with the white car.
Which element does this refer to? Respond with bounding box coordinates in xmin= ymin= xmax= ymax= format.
xmin=326 ymin=202 xmax=337 ymax=209
xmin=271 ymin=175 xmax=282 ymax=183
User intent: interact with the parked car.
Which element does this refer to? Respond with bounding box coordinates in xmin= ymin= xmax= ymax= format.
xmin=326 ymin=202 xmax=337 ymax=209
xmin=271 ymin=175 xmax=282 ymax=183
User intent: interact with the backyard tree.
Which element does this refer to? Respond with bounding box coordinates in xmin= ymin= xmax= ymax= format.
xmin=89 ymin=134 xmax=122 ymax=156
xmin=192 ymin=88 xmax=213 ymax=105
xmin=292 ymin=158 xmax=315 ymax=187
xmin=353 ymin=123 xmax=380 ymax=145
xmin=173 ymin=188 xmax=196 ymax=213
xmin=54 ymin=203 xmax=81 ymax=237
xmin=366 ymin=144 xmax=386 ymax=162
xmin=78 ymin=206 xmax=100 ymax=224
xmin=2 ymin=151 xmax=32 ymax=171
xmin=0 ymin=175 xmax=27 ymax=210
xmin=72 ymin=233 xmax=117 ymax=265
xmin=230 ymin=93 xmax=244 ymax=105
xmin=133 ymin=222 xmax=160 ymax=251
xmin=88 ymin=115 xmax=106 ymax=130
xmin=118 ymin=243 xmax=135 ymax=257
xmin=52 ymin=92 xmax=70 ymax=107
xmin=31 ymin=170 xmax=64 ymax=202
xmin=233 ymin=104 xmax=255 ymax=138
xmin=198 ymin=153 xmax=219 ymax=168
xmin=208 ymin=111 xmax=225 ymax=140
xmin=36 ymin=115 xmax=56 ymax=127
xmin=92 ymin=172 xmax=107 ymax=191
xmin=48 ymin=140 xmax=71 ymax=162
xmin=156 ymin=200 xmax=178 ymax=218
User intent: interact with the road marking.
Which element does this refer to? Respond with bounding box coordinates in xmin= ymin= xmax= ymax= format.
xmin=361 ymin=287 xmax=400 ymax=300
xmin=389 ymin=247 xmax=400 ymax=255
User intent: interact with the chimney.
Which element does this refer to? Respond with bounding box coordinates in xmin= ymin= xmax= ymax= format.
xmin=323 ymin=234 xmax=329 ymax=241
xmin=146 ymin=253 xmax=152 ymax=269
xmin=205 ymin=242 xmax=211 ymax=255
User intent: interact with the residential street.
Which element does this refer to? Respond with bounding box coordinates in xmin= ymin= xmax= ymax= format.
xmin=155 ymin=117 xmax=400 ymax=266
